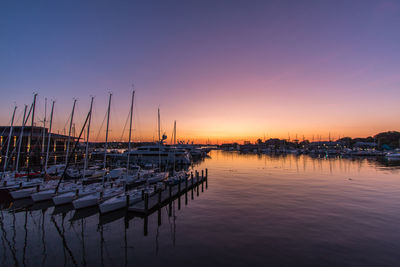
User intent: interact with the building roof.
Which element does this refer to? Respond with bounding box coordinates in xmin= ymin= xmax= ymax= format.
xmin=0 ymin=126 xmax=79 ymax=140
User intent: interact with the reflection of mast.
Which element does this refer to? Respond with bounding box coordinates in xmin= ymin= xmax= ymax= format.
xmin=124 ymin=219 xmax=128 ymax=267
xmin=81 ymin=219 xmax=86 ymax=267
xmin=51 ymin=216 xmax=78 ymax=266
xmin=12 ymin=208 xmax=17 ymax=262
xmin=155 ymin=223 xmax=159 ymax=255
xmin=0 ymin=209 xmax=18 ymax=265
xmin=42 ymin=209 xmax=47 ymax=266
xmin=23 ymin=210 xmax=28 ymax=266
xmin=100 ymin=224 xmax=104 ymax=267
xmin=173 ymin=201 xmax=176 ymax=247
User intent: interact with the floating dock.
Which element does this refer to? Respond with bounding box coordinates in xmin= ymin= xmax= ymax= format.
xmin=128 ymin=169 xmax=208 ymax=215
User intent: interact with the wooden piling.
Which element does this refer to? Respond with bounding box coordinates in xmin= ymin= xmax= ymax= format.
xmin=126 ymin=194 xmax=130 ymax=208
xmin=201 ymin=170 xmax=204 ymax=192
xmin=158 ymin=189 xmax=162 ymax=207
xmin=144 ymin=193 xmax=149 ymax=213
xmin=191 ymin=172 xmax=194 ymax=199
xmin=143 ymin=216 xmax=148 ymax=236
xmin=196 ymin=171 xmax=199 ymax=196
xmin=141 ymin=189 xmax=145 ymax=200
xmin=185 ymin=176 xmax=188 ymax=205
xmin=206 ymin=168 xmax=208 ymax=189
xmin=157 ymin=208 xmax=161 ymax=226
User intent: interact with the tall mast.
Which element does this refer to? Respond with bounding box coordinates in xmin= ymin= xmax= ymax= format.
xmin=16 ymin=105 xmax=28 ymax=174
xmin=158 ymin=107 xmax=161 ymax=142
xmin=83 ymin=97 xmax=94 ymax=179
xmin=44 ymin=100 xmax=55 ymax=173
xmin=65 ymin=99 xmax=77 ymax=165
xmin=102 ymin=93 xmax=112 ymax=183
xmin=2 ymin=105 xmax=17 ymax=177
xmin=27 ymin=93 xmax=37 ymax=178
xmin=173 ymin=120 xmax=176 ymax=173
xmin=158 ymin=107 xmax=161 ymax=169
xmin=127 ymin=89 xmax=135 ymax=173
xmin=173 ymin=120 xmax=176 ymax=145
xmin=41 ymin=98 xmax=47 ymax=162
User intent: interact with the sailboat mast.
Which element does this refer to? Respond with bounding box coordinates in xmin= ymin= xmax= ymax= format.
xmin=83 ymin=97 xmax=94 ymax=179
xmin=2 ymin=105 xmax=17 ymax=177
xmin=127 ymin=90 xmax=135 ymax=173
xmin=158 ymin=107 xmax=161 ymax=142
xmin=158 ymin=107 xmax=161 ymax=169
xmin=44 ymin=101 xmax=55 ymax=173
xmin=103 ymin=93 xmax=112 ymax=183
xmin=41 ymin=98 xmax=47 ymax=160
xmin=65 ymin=99 xmax=76 ymax=165
xmin=16 ymin=105 xmax=28 ymax=173
xmin=174 ymin=120 xmax=176 ymax=145
xmin=27 ymin=93 xmax=37 ymax=178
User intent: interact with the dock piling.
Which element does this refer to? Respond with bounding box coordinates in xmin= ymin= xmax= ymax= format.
xmin=126 ymin=194 xmax=130 ymax=207
xmin=196 ymin=171 xmax=199 ymax=196
xmin=144 ymin=193 xmax=149 ymax=212
xmin=185 ymin=176 xmax=188 ymax=205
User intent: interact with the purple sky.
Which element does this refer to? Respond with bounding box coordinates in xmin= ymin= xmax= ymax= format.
xmin=1 ymin=0 xmax=399 ymax=143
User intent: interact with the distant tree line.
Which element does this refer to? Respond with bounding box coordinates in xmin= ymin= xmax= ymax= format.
xmin=253 ymin=131 xmax=400 ymax=150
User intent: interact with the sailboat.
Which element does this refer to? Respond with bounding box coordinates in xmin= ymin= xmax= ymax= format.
xmin=72 ymin=93 xmax=124 ymax=209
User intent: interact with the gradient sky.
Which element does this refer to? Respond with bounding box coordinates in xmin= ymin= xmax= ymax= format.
xmin=1 ymin=0 xmax=399 ymax=143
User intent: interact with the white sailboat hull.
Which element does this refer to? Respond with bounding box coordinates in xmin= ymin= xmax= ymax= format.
xmin=99 ymin=192 xmax=142 ymax=214
xmin=72 ymin=188 xmax=123 ymax=209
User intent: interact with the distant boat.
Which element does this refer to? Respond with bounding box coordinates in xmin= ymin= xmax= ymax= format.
xmin=125 ymin=145 xmax=191 ymax=165
xmin=385 ymin=150 xmax=400 ymax=161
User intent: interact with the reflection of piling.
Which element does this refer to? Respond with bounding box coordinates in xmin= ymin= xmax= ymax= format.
xmin=196 ymin=171 xmax=199 ymax=197
xmin=185 ymin=176 xmax=188 ymax=205
xmin=191 ymin=172 xmax=194 ymax=200
xmin=158 ymin=189 xmax=162 ymax=207
xmin=178 ymin=178 xmax=181 ymax=209
xmin=144 ymin=193 xmax=149 ymax=213
xmin=157 ymin=208 xmax=161 ymax=226
xmin=201 ymin=170 xmax=204 ymax=192
xmin=126 ymin=194 xmax=130 ymax=208
xmin=206 ymin=168 xmax=208 ymax=189
xmin=168 ymin=185 xmax=172 ymax=216
xmin=143 ymin=216 xmax=148 ymax=236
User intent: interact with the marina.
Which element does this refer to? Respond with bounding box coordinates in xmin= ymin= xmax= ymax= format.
xmin=2 ymin=151 xmax=400 ymax=266
xmin=2 ymin=1 xmax=400 ymax=266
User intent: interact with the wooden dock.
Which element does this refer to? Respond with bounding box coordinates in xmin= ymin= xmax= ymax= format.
xmin=128 ymin=169 xmax=208 ymax=215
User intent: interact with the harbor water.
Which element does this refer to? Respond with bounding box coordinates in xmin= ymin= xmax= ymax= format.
xmin=1 ymin=150 xmax=400 ymax=266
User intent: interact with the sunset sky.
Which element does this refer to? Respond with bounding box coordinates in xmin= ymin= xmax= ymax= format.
xmin=1 ymin=0 xmax=399 ymax=143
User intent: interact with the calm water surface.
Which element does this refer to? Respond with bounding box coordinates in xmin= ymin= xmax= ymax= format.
xmin=1 ymin=150 xmax=400 ymax=266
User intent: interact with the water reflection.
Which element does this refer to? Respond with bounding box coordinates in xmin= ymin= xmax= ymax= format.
xmin=0 ymin=178 xmax=208 ymax=266
xmin=1 ymin=151 xmax=400 ymax=266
